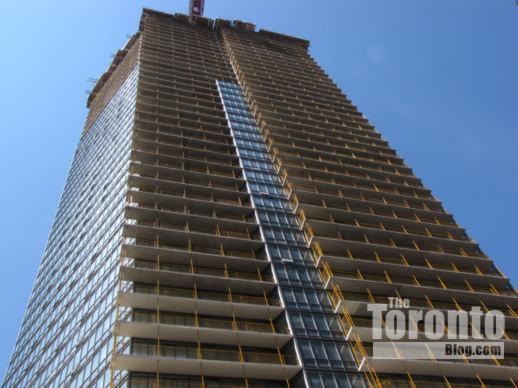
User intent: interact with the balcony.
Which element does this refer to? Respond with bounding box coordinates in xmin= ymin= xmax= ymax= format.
xmin=317 ymin=251 xmax=496 ymax=282
xmin=366 ymin=355 xmax=518 ymax=381
xmin=348 ymin=319 xmax=518 ymax=354
xmin=299 ymin=202 xmax=468 ymax=241
xmin=328 ymin=291 xmax=518 ymax=331
xmin=126 ymin=200 xmax=256 ymax=225
xmin=130 ymin=236 xmax=263 ymax=261
xmin=311 ymin=235 xmax=492 ymax=277
xmin=290 ymin=187 xmax=454 ymax=225
xmin=133 ymin=138 xmax=240 ymax=167
xmin=119 ymin=285 xmax=283 ymax=320
xmin=133 ymin=152 xmax=243 ymax=180
xmin=130 ymin=161 xmax=245 ymax=191
xmin=273 ymin=142 xmax=413 ymax=177
xmin=306 ymin=219 xmax=483 ymax=259
xmin=136 ymin=100 xmax=230 ymax=135
xmin=115 ymin=311 xmax=292 ymax=348
xmin=125 ymin=209 xmax=261 ymax=243
xmin=113 ymin=342 xmax=302 ymax=380
xmin=128 ymin=174 xmax=251 ymax=205
xmin=123 ymin=243 xmax=270 ymax=274
xmin=135 ymin=125 xmax=235 ymax=155
xmin=277 ymin=150 xmax=419 ymax=184
xmin=268 ymin=132 xmax=404 ymax=170
xmin=132 ymin=147 xmax=241 ymax=173
xmin=121 ymin=259 xmax=276 ymax=294
xmin=281 ymin=163 xmax=430 ymax=200
xmin=127 ymin=186 xmax=255 ymax=222
xmin=126 ymin=373 xmax=289 ymax=388
xmin=322 ymin=266 xmax=517 ymax=309
xmin=288 ymin=183 xmax=444 ymax=214
xmin=317 ymin=256 xmax=509 ymax=292
xmin=135 ymin=111 xmax=232 ymax=145
xmin=124 ymin=221 xmax=265 ymax=259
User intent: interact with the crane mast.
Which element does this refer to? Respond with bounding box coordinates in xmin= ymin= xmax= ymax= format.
xmin=189 ymin=0 xmax=205 ymax=20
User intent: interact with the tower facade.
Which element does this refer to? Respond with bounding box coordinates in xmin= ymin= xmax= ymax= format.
xmin=3 ymin=8 xmax=517 ymax=388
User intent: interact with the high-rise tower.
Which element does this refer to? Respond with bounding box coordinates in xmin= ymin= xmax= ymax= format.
xmin=3 ymin=8 xmax=517 ymax=388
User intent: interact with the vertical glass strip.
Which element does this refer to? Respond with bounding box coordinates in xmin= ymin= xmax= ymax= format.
xmin=217 ymin=81 xmax=366 ymax=388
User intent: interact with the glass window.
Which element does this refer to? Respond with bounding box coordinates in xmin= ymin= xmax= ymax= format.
xmin=303 ymin=314 xmax=318 ymax=336
xmin=324 ymin=342 xmax=342 ymax=368
xmin=321 ymin=373 xmax=338 ymax=388
xmin=311 ymin=341 xmax=329 ymax=367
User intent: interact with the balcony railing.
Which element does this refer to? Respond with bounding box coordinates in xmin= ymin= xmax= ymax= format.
xmin=128 ymin=342 xmax=298 ymax=365
xmin=132 ymin=238 xmax=261 ymax=260
xmin=125 ymin=258 xmax=274 ymax=283
xmin=324 ymin=263 xmax=514 ymax=297
xmin=327 ymin=284 xmax=518 ymax=325
xmin=133 ymin=284 xmax=281 ymax=307
xmin=128 ymin=179 xmax=251 ymax=205
xmin=129 ymin=201 xmax=255 ymax=222
xmin=308 ymin=226 xmax=484 ymax=259
xmin=130 ymin=219 xmax=260 ymax=241
xmin=135 ymin=158 xmax=243 ymax=179
xmin=131 ymin=311 xmax=289 ymax=334
xmin=133 ymin=137 xmax=240 ymax=164
xmin=131 ymin=170 xmax=244 ymax=192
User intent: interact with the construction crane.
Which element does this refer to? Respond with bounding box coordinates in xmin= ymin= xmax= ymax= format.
xmin=189 ymin=0 xmax=205 ymax=20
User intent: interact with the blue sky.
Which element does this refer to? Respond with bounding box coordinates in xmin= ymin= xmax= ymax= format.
xmin=0 ymin=0 xmax=517 ymax=379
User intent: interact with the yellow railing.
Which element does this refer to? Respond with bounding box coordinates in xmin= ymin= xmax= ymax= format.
xmin=131 ymin=311 xmax=289 ymax=334
xmin=126 ymin=258 xmax=273 ymax=282
xmin=129 ymin=342 xmax=296 ymax=365
xmin=329 ymin=282 xmax=382 ymax=388
xmin=326 ymin=264 xmax=512 ymax=386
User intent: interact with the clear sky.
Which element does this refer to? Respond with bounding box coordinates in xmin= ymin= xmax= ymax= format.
xmin=0 ymin=0 xmax=516 ymax=379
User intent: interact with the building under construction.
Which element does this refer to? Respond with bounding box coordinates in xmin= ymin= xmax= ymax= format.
xmin=3 ymin=5 xmax=518 ymax=388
